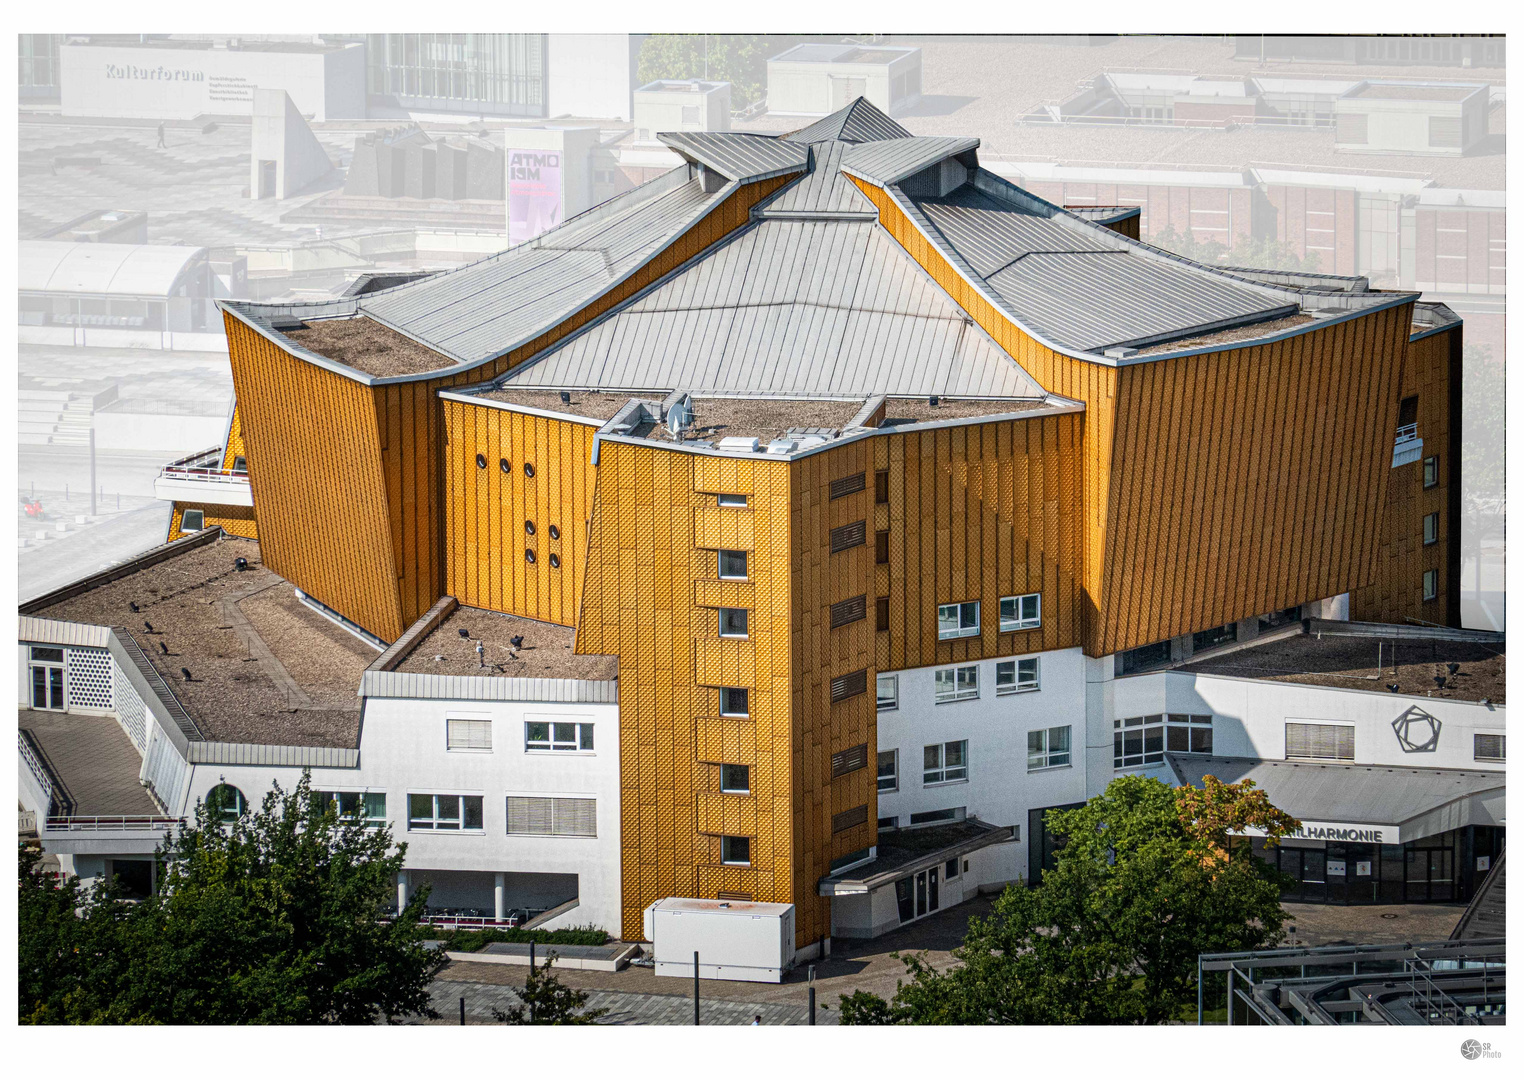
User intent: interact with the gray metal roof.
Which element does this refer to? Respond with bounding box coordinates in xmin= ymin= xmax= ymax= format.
xmin=1167 ymin=755 xmax=1505 ymax=842
xmin=841 ymin=136 xmax=981 ymax=187
xmin=783 ymin=97 xmax=912 ymax=145
xmin=758 ymin=140 xmax=875 ymax=216
xmin=500 ymin=216 xmax=1046 ymax=399
xmin=657 ymin=131 xmax=809 ymax=181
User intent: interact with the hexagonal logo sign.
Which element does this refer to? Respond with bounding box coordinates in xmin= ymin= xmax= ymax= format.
xmin=1392 ymin=705 xmax=1442 ymax=753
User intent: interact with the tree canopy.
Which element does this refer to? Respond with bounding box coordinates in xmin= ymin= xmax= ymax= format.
xmin=1150 ymin=225 xmax=1321 ymax=273
xmin=19 ymin=773 xmax=446 ymax=1024
xmin=490 ymin=954 xmax=608 ymax=1025
xmin=635 ymin=35 xmax=798 ymax=110
xmin=840 ymin=774 xmax=1300 ymax=1025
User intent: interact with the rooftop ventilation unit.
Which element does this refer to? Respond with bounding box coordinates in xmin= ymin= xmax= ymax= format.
xmin=718 ymin=436 xmax=760 ymax=453
xmin=766 ymin=438 xmax=799 ymax=454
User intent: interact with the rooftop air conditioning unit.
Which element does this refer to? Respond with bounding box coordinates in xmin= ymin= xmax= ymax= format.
xmin=718 ymin=436 xmax=760 ymax=453
xmin=766 ymin=438 xmax=798 ymax=454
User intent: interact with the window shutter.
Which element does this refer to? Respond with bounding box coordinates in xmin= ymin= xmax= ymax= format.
xmin=506 ymin=796 xmax=596 ymax=837
xmin=830 ymin=594 xmax=867 ymax=628
xmin=832 ymin=804 xmax=869 ymax=833
xmin=447 ymin=718 xmax=492 ymax=750
xmin=1286 ymin=722 xmax=1355 ymax=761
xmin=1429 ymin=115 xmax=1461 ymax=148
xmin=830 ymin=669 xmax=868 ymax=703
xmin=831 ymin=743 xmax=868 ymax=777
xmin=553 ymin=797 xmax=598 ymax=837
xmin=1474 ymin=734 xmax=1505 ymax=761
xmin=829 ymin=472 xmax=866 ymax=500
xmin=830 ymin=520 xmax=867 ymax=553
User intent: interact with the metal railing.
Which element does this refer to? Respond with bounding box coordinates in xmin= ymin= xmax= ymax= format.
xmin=1395 ymin=422 xmax=1420 ymax=443
xmin=44 ymin=815 xmax=182 ymax=833
xmin=158 ymin=446 xmax=248 ymax=486
xmin=19 ymin=731 xmax=53 ymax=803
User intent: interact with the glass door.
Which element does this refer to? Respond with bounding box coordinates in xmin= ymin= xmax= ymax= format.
xmin=29 ymin=647 xmax=64 ymax=710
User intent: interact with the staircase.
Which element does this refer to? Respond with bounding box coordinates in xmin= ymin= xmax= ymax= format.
xmin=18 ymin=388 xmax=96 ymax=447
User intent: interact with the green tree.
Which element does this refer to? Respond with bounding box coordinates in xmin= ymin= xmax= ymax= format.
xmin=490 ymin=955 xmax=608 ymax=1025
xmin=19 ymin=773 xmax=447 ymax=1024
xmin=1150 ymin=225 xmax=1321 ymax=273
xmin=636 ymin=35 xmax=796 ymax=110
xmin=840 ymin=774 xmax=1299 ymax=1025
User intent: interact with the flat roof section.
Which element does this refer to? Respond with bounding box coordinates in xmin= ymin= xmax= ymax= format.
xmin=878 ymin=397 xmax=1054 ymax=425
xmin=1130 ymin=313 xmax=1317 ymax=356
xmin=819 ymin=819 xmax=1014 ymax=895
xmin=283 ymin=316 xmax=456 ymax=378
xmin=1178 ymin=629 xmax=1505 ymax=704
xmin=394 ymin=605 xmax=618 ymax=681
xmin=645 ymin=397 xmax=866 ymax=445
xmin=473 ymin=388 xmax=640 ymax=423
xmin=1348 ymin=83 xmax=1482 ymax=101
xmin=29 ymin=537 xmax=372 ymax=747
xmin=20 ymin=710 xmax=161 ymax=817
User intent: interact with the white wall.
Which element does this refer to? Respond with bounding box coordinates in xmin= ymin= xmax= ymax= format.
xmin=183 ymin=694 xmax=623 ymax=933
xmin=876 ymin=647 xmax=1089 ymax=888
xmin=547 ymin=35 xmax=636 ymax=120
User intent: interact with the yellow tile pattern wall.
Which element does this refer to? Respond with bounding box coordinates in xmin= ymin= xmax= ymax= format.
xmin=167 ymin=502 xmax=258 ymax=543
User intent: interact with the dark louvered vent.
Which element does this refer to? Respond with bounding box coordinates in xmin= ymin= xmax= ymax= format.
xmin=830 ymin=520 xmax=867 ymax=553
xmin=830 ymin=668 xmax=868 ymax=702
xmin=831 ymin=743 xmax=869 ymax=777
xmin=829 ymin=472 xmax=866 ymax=500
xmin=832 ymin=804 xmax=869 ymax=833
xmin=830 ymin=594 xmax=867 ymax=628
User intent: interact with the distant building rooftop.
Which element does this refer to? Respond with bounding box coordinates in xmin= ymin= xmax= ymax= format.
xmin=26 ymin=536 xmax=372 ymax=747
xmin=1347 ymin=82 xmax=1485 ymax=101
xmin=391 ymin=604 xmax=617 ymax=681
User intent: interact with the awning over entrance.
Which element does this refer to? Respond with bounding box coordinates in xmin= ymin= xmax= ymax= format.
xmin=1166 ymin=754 xmax=1505 ymax=845
xmin=818 ymin=818 xmax=1014 ymax=896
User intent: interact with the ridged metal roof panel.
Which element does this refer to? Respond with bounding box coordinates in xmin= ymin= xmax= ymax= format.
xmin=916 ymin=187 xmax=1115 ymax=276
xmin=841 ymin=136 xmax=981 ymax=186
xmin=502 ymin=218 xmax=1044 ymax=399
xmin=657 ymin=131 xmax=809 ymax=180
xmin=783 ymin=98 xmax=913 ymax=144
xmin=762 ymin=141 xmax=875 ymax=215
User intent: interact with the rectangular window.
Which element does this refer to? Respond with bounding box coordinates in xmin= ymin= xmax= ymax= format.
xmin=525 ymin=721 xmax=594 ymax=752
xmin=830 ymin=594 xmax=867 ymax=628
xmin=876 ymin=673 xmax=898 ymax=710
xmin=313 ymin=791 xmax=387 ymax=827
xmin=831 ymin=743 xmax=869 ymax=777
xmin=830 ymin=521 xmax=866 ymax=553
xmin=505 ymin=796 xmax=596 ymax=837
xmin=996 ymin=657 xmax=1040 ymax=694
xmin=180 ymin=509 xmax=205 ymax=531
xmin=998 ymin=593 xmax=1041 ymax=632
xmin=721 ymin=835 xmax=751 ymax=865
xmin=28 ymin=646 xmax=65 ymax=711
xmin=446 ymin=718 xmax=492 ymax=752
xmin=1192 ymin=622 xmax=1238 ymax=652
xmin=718 ymin=687 xmax=749 ymax=717
xmin=934 ymin=665 xmax=979 ymax=703
xmin=1286 ymin=721 xmax=1355 ymax=761
xmin=1165 ymin=714 xmax=1214 ymax=755
xmin=877 ymin=749 xmax=898 ymax=792
xmin=720 ymin=764 xmax=751 ymax=793
xmin=1119 ymin=640 xmax=1171 ymax=674
xmin=923 ymin=740 xmax=968 ymax=785
xmin=876 ymin=596 xmax=890 ymax=631
xmin=937 ymin=601 xmax=980 ymax=639
xmin=830 ymin=668 xmax=868 ymax=703
xmin=717 ymin=493 xmax=747 ymax=507
xmin=909 ymin=806 xmax=964 ymax=827
xmin=874 ymin=470 xmax=889 ymax=503
xmin=232 ymin=455 xmax=247 ymax=473
xmin=830 ymin=472 xmax=866 ymax=500
xmin=1113 ymin=714 xmax=1165 ymax=768
xmin=875 ymin=530 xmax=890 ymax=564
xmin=945 ymin=857 xmax=961 ymax=880
xmin=877 ymin=815 xmax=898 ymax=831
xmin=719 ymin=607 xmax=749 ymax=637
xmin=832 ymin=805 xmax=869 ymax=833
xmin=1474 ymin=734 xmax=1505 ymax=763
xmin=1423 ymin=569 xmax=1438 ymax=601
xmin=1423 ymin=512 xmax=1439 ymax=545
xmin=1423 ymin=456 xmax=1439 ymax=488
xmin=407 ymin=793 xmax=484 ymax=832
xmin=1027 ymin=726 xmax=1072 ymax=770
xmin=718 ymin=549 xmax=748 ymax=579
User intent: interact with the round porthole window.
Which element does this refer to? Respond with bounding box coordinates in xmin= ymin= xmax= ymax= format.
xmin=549 ymin=553 xmax=561 ymax=569
xmin=548 ymin=524 xmax=560 ymax=540
xmin=525 ymin=520 xmax=536 ymax=536
xmin=499 ymin=458 xmax=511 ymax=474
xmin=525 ymin=549 xmax=537 ymax=564
xmin=475 ymin=453 xmax=487 ymax=469
xmin=523 ymin=462 xmax=535 ymax=477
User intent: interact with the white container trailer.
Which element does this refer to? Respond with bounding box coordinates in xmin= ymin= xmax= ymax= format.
xmin=643 ymin=898 xmax=796 ymax=983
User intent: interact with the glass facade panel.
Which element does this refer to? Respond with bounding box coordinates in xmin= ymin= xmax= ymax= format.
xmin=366 ymin=34 xmax=548 ymax=116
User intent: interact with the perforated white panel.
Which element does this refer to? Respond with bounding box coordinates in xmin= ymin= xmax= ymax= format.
xmin=65 ymin=647 xmax=114 ymax=713
xmin=113 ymin=661 xmax=148 ymax=751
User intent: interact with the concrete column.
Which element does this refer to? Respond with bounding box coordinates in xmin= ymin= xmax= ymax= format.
xmin=397 ymin=870 xmax=409 ymax=915
xmin=494 ymin=873 xmax=505 ymax=921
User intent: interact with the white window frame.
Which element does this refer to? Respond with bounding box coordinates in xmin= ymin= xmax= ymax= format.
xmin=720 ymin=835 xmax=751 ymax=866
xmin=313 ymin=790 xmax=388 ymax=828
xmin=446 ymin=717 xmax=493 ymax=753
xmin=406 ymin=792 xmax=484 ymax=833
xmin=718 ymin=687 xmax=749 ymax=717
xmin=876 ymin=673 xmax=898 ymax=711
xmin=1423 ymin=512 xmax=1439 ymax=545
xmin=719 ymin=763 xmax=751 ymax=794
xmin=717 ymin=493 xmax=747 ymax=507
xmin=1165 ymin=714 xmax=1214 ymax=755
xmin=718 ymin=549 xmax=748 ymax=580
xmin=524 ymin=720 xmax=595 ymax=753
xmin=180 ymin=508 xmax=206 ymax=532
xmin=28 ymin=646 xmax=65 ymax=711
xmin=934 ymin=664 xmax=979 ymax=703
xmin=1027 ymin=725 xmax=1072 ymax=771
xmin=923 ymin=740 xmax=969 ymax=786
xmin=1114 ymin=714 xmax=1165 ymax=769
xmin=998 ymin=592 xmax=1041 ymax=632
xmin=937 ymin=601 xmax=980 ymax=640
xmin=1423 ymin=569 xmax=1438 ymax=601
xmin=718 ymin=607 xmax=749 ymax=638
xmin=877 ymin=748 xmax=898 ymax=792
xmin=996 ymin=657 xmax=1040 ymax=695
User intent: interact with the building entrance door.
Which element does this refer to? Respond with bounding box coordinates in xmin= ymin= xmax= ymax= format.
xmin=29 ymin=646 xmax=64 ymax=710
